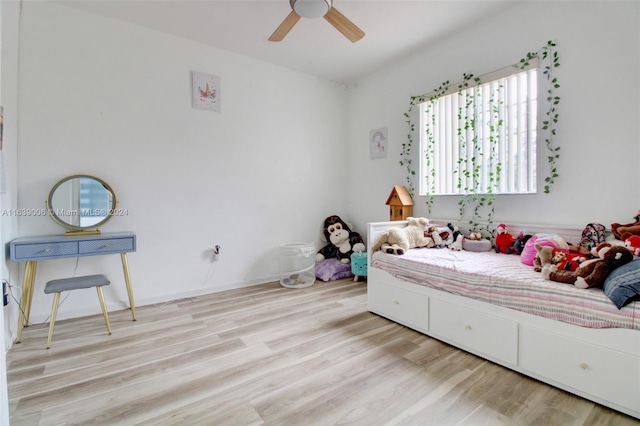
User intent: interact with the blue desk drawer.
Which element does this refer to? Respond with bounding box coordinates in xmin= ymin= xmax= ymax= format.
xmin=79 ymin=238 xmax=134 ymax=254
xmin=14 ymin=241 xmax=78 ymax=260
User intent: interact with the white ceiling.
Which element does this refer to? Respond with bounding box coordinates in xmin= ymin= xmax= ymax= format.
xmin=54 ymin=0 xmax=520 ymax=82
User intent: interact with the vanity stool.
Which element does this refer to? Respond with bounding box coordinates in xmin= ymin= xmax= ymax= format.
xmin=44 ymin=274 xmax=112 ymax=349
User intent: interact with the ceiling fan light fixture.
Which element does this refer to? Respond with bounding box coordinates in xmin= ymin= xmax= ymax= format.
xmin=270 ymin=0 xmax=363 ymax=43
xmin=290 ymin=0 xmax=332 ymax=19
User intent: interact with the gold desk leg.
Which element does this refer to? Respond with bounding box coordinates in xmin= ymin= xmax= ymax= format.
xmin=24 ymin=261 xmax=37 ymax=325
xmin=16 ymin=260 xmax=37 ymax=343
xmin=121 ymin=253 xmax=136 ymax=321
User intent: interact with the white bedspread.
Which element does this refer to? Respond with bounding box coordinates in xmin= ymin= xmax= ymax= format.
xmin=372 ymin=248 xmax=640 ymax=330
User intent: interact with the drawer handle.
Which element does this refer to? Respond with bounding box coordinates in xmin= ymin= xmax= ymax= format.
xmin=465 ymin=325 xmax=472 ymax=331
xmin=103 ymin=244 xmax=110 ymax=249
xmin=44 ymin=248 xmax=51 ymax=253
xmin=580 ymin=363 xmax=588 ymax=370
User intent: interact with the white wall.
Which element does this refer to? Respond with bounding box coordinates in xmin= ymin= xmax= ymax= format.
xmin=14 ymin=2 xmax=350 ymax=324
xmin=1 ymin=0 xmax=21 ymax=421
xmin=346 ymin=1 xmax=640 ymax=231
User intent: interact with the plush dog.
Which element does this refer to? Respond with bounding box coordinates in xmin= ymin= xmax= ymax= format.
xmin=316 ymin=215 xmax=365 ymax=264
xmin=447 ymin=223 xmax=461 ymax=243
xmin=542 ymin=243 xmax=633 ymax=289
xmin=533 ymin=244 xmax=557 ymax=272
xmin=372 ymin=217 xmax=433 ymax=255
xmin=449 ymin=234 xmax=465 ymax=251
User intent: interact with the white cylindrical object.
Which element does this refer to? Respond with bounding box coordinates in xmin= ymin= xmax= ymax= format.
xmin=279 ymin=242 xmax=316 ymax=288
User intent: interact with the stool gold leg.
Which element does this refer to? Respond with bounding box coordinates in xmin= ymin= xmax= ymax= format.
xmin=46 ymin=292 xmax=61 ymax=349
xmin=120 ymin=253 xmax=136 ymax=321
xmin=96 ymin=286 xmax=112 ymax=335
xmin=16 ymin=268 xmax=29 ymax=343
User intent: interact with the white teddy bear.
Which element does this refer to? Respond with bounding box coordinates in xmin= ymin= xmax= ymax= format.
xmin=372 ymin=217 xmax=435 ymax=255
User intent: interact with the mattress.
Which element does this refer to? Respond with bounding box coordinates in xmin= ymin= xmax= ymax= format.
xmin=371 ymin=248 xmax=640 ymax=330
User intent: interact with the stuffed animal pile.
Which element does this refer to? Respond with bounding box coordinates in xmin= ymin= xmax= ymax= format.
xmin=372 ymin=217 xmax=435 ymax=255
xmin=316 ymin=215 xmax=365 ymax=264
xmin=532 ymin=243 xmax=590 ymax=273
xmin=542 ymin=243 xmax=634 ymax=289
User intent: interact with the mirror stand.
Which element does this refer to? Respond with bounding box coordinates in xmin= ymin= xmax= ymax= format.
xmin=44 ymin=200 xmax=104 ymax=236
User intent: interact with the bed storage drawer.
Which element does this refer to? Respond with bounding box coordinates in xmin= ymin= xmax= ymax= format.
xmin=368 ymin=282 xmax=429 ymax=332
xmin=430 ymin=299 xmax=518 ymax=366
xmin=520 ymin=326 xmax=640 ymax=412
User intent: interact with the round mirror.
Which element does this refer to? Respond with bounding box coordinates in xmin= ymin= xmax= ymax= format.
xmin=46 ymin=175 xmax=117 ymax=233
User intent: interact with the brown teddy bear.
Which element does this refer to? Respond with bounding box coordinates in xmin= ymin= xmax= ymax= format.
xmin=541 ymin=243 xmax=633 ymax=289
xmin=611 ymin=209 xmax=640 ymax=241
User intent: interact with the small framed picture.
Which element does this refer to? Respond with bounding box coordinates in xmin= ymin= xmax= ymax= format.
xmin=192 ymin=71 xmax=220 ymax=112
xmin=370 ymin=127 xmax=387 ymax=159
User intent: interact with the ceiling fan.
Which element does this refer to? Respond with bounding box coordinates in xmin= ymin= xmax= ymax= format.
xmin=269 ymin=0 xmax=365 ymax=43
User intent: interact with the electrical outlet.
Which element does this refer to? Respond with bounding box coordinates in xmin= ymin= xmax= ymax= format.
xmin=209 ymin=245 xmax=220 ymax=263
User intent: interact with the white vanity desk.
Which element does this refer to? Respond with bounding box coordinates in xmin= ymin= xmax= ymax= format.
xmin=10 ymin=231 xmax=137 ymax=343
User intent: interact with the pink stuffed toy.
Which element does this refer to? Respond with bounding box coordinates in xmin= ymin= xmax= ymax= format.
xmin=494 ymin=223 xmax=516 ymax=254
xmin=521 ymin=233 xmax=570 ymax=266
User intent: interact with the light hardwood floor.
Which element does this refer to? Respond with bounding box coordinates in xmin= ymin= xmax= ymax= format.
xmin=6 ymin=279 xmax=639 ymax=425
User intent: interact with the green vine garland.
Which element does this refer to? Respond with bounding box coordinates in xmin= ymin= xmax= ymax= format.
xmin=522 ymin=40 xmax=561 ymax=193
xmin=454 ymin=73 xmax=498 ymax=234
xmin=402 ymin=40 xmax=561 ymax=228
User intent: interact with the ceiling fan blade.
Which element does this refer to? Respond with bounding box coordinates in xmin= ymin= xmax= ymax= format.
xmin=269 ymin=11 xmax=301 ymax=42
xmin=324 ymin=7 xmax=365 ymax=43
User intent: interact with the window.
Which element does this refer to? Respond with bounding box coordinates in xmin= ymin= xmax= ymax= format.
xmin=79 ymin=177 xmax=111 ymax=227
xmin=419 ymin=62 xmax=538 ymax=196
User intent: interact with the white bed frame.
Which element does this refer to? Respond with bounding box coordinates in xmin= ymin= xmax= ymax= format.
xmin=367 ymin=220 xmax=639 ymax=419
